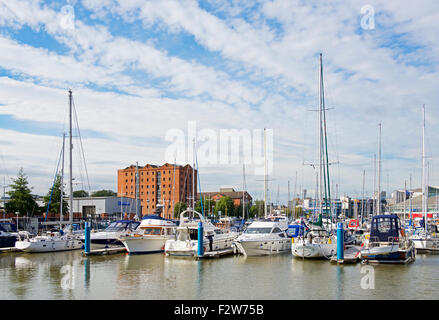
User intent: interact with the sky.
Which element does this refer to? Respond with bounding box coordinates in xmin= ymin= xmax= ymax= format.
xmin=0 ymin=0 xmax=438 ymax=204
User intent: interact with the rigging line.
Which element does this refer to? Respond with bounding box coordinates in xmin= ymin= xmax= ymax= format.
xmin=72 ymin=96 xmax=91 ymax=192
xmin=194 ymin=139 xmax=204 ymax=216
xmin=45 ymin=139 xmax=64 ymax=222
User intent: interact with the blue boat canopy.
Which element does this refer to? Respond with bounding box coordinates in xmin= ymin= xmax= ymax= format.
xmin=370 ymin=214 xmax=400 ymax=242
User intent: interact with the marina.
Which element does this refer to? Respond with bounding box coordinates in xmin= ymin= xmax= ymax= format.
xmin=1 ymin=0 xmax=439 ymax=307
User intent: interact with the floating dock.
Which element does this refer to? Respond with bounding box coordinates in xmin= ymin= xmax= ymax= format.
xmin=0 ymin=247 xmax=20 ymax=254
xmin=330 ymin=246 xmax=361 ymax=264
xmin=81 ymin=246 xmax=126 ymax=256
xmin=197 ymin=248 xmax=235 ymax=259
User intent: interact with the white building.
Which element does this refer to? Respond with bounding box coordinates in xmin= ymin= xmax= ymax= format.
xmin=37 ymin=196 xmax=142 ymax=218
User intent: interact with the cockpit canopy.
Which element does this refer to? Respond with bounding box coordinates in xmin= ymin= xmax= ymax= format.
xmin=370 ymin=215 xmax=400 ymax=242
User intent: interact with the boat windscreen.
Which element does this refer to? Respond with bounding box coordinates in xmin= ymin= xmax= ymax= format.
xmin=105 ymin=222 xmax=129 ymax=231
xmin=245 ymin=227 xmax=272 ymax=234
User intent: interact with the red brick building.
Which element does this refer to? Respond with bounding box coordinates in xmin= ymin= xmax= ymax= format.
xmin=117 ymin=163 xmax=197 ymax=219
xmin=198 ymin=187 xmax=253 ymax=209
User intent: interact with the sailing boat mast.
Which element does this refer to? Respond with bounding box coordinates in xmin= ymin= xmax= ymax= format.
xmin=377 ymin=123 xmax=382 ymax=215
xmin=68 ymin=90 xmax=73 ymax=228
xmin=60 ymin=133 xmax=65 ymax=230
xmin=242 ymin=164 xmax=246 ymax=220
xmin=264 ymin=128 xmax=267 ymax=219
xmin=422 ymin=104 xmax=427 ymax=234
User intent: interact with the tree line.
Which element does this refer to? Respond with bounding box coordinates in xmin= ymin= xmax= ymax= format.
xmin=2 ymin=168 xmax=117 ymax=216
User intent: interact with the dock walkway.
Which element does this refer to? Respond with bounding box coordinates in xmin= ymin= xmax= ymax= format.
xmin=197 ymin=248 xmax=235 ymax=259
xmin=82 ymin=246 xmax=126 ymax=256
xmin=330 ymin=245 xmax=361 ymax=264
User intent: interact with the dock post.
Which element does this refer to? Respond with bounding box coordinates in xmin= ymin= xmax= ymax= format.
xmin=337 ymin=222 xmax=344 ymax=262
xmin=84 ymin=221 xmax=91 ymax=254
xmin=197 ymin=221 xmax=204 ymax=258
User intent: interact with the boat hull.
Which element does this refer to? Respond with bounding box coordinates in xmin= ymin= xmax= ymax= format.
xmin=119 ymin=236 xmax=169 ymax=254
xmin=165 ymin=236 xmax=236 ymax=257
xmin=235 ymin=239 xmax=291 ymax=256
xmin=15 ymin=238 xmax=83 ymax=253
xmin=360 ymin=244 xmax=416 ymax=264
xmin=291 ymin=242 xmax=336 ymax=259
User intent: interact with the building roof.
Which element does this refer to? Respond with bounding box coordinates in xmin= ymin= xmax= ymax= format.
xmin=198 ymin=191 xmax=252 ymax=200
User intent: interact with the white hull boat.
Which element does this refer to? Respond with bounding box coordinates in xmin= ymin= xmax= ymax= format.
xmin=234 ymin=220 xmax=291 ymax=256
xmin=15 ymin=232 xmax=83 ymax=253
xmin=119 ymin=215 xmax=177 ymax=254
xmin=165 ymin=209 xmax=238 ymax=257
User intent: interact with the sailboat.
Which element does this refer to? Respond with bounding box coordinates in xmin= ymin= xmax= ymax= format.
xmin=15 ymin=90 xmax=83 ymax=253
xmin=291 ymin=53 xmax=337 ymax=259
xmin=410 ymin=105 xmax=439 ymax=253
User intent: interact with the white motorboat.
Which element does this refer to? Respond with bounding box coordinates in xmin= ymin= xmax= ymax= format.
xmin=165 ymin=208 xmax=239 ymax=257
xmin=291 ymin=226 xmax=336 ymax=259
xmin=119 ymin=215 xmax=177 ymax=254
xmin=360 ymin=214 xmax=416 ymax=264
xmin=84 ymin=219 xmax=140 ymax=248
xmin=234 ymin=220 xmax=291 ymax=256
xmin=411 ymin=225 xmax=439 ymax=253
xmin=15 ymin=231 xmax=83 ymax=253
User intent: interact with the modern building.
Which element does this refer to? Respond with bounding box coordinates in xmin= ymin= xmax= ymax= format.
xmin=35 ymin=196 xmax=141 ymax=219
xmin=118 ymin=163 xmax=197 ymax=219
xmin=388 ymin=186 xmax=439 ymax=219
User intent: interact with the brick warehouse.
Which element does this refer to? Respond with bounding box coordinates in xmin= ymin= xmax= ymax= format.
xmin=117 ymin=163 xmax=197 ymax=219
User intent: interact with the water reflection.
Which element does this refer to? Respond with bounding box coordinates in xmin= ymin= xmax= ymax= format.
xmin=1 ymin=251 xmax=439 ymax=299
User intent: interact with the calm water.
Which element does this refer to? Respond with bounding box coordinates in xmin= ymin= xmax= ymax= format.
xmin=1 ymin=250 xmax=439 ymax=300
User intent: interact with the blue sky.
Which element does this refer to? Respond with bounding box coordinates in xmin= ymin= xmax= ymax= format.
xmin=0 ymin=0 xmax=438 ymax=204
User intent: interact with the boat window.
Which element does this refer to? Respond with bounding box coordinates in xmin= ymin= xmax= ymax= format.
xmin=105 ymin=222 xmax=129 ymax=231
xmin=271 ymin=227 xmax=282 ymax=234
xmin=245 ymin=227 xmax=272 ymax=234
xmin=151 ymin=228 xmax=162 ymax=235
xmin=214 ymin=229 xmax=223 ymax=235
xmin=278 ymin=233 xmax=285 ymax=238
xmin=129 ymin=222 xmax=140 ymax=230
xmin=377 ymin=218 xmax=393 ymax=233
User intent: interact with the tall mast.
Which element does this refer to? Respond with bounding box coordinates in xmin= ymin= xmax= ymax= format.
xmin=60 ymin=133 xmax=65 ymax=229
xmin=293 ymin=171 xmax=298 ymax=219
xmin=192 ymin=138 xmax=195 ymax=212
xmin=135 ymin=162 xmax=139 ymax=220
xmin=373 ymin=153 xmax=376 ymax=216
xmin=409 ymin=173 xmax=412 ymax=223
xmin=242 ymin=164 xmax=246 ymax=220
xmin=377 ymin=123 xmax=382 ymax=215
xmin=403 ymin=180 xmax=407 ymax=223
xmin=264 ymin=128 xmax=267 ymax=218
xmin=361 ymin=169 xmax=365 ymax=224
xmin=422 ymin=104 xmax=427 ymax=233
xmin=68 ymin=90 xmax=73 ymax=227
xmin=318 ymin=54 xmax=323 ymax=219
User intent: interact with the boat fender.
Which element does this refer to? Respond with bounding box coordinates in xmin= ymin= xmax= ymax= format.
xmin=327 ymin=238 xmax=332 ymax=244
xmin=291 ymin=237 xmax=294 ymax=243
xmin=400 ymin=229 xmax=405 ymax=237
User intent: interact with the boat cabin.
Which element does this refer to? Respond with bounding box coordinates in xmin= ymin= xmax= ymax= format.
xmin=369 ymin=215 xmax=401 ymax=243
xmin=105 ymin=220 xmax=140 ymax=232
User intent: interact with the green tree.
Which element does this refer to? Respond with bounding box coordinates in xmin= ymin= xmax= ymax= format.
xmin=173 ymin=202 xmax=187 ymax=218
xmin=214 ymin=196 xmax=234 ymax=217
xmin=43 ymin=174 xmax=68 ymax=215
xmin=91 ymin=190 xmax=117 ymax=197
xmin=73 ymin=190 xmax=89 ymax=197
xmin=5 ymin=168 xmax=39 ymax=216
xmin=249 ymin=200 xmax=265 ymax=218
